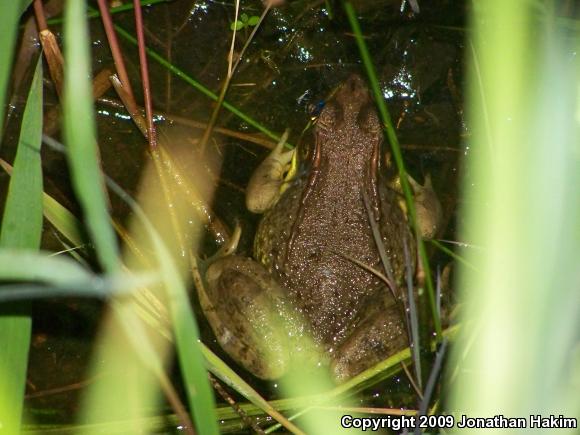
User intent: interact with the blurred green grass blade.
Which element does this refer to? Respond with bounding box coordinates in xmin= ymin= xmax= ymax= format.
xmin=0 ymin=0 xmax=22 ymax=137
xmin=0 ymin=56 xmax=43 ymax=435
xmin=165 ymin=279 xmax=220 ymax=435
xmin=343 ymin=2 xmax=439 ymax=340
xmin=0 ymin=251 xmax=153 ymax=299
xmin=450 ymin=1 xmax=580 ymax=429
xmin=106 ymin=178 xmax=220 ymax=435
xmin=20 ymin=0 xmax=33 ymax=15
xmin=0 ymin=250 xmax=91 ymax=286
xmin=63 ymin=0 xmax=119 ymax=273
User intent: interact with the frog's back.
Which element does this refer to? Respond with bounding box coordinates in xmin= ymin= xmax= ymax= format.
xmin=255 ymin=74 xmax=413 ymax=347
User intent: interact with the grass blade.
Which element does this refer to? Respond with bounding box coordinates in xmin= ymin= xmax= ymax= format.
xmin=105 ymin=176 xmax=220 ymax=435
xmin=0 ymin=56 xmax=43 ymax=435
xmin=62 ymin=0 xmax=119 ymax=273
xmin=449 ymin=2 xmax=580 ymax=428
xmin=0 ymin=158 xmax=84 ymax=247
xmin=0 ymin=0 xmax=22 ymax=137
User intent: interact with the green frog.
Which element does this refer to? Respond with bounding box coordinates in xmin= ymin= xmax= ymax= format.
xmin=203 ymin=75 xmax=437 ymax=382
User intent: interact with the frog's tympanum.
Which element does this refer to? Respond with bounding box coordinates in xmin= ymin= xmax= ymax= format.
xmin=203 ymin=75 xmax=431 ymax=383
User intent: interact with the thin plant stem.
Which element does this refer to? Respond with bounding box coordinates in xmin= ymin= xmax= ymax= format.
xmin=158 ymin=372 xmax=195 ymax=435
xmin=198 ymin=1 xmax=273 ymax=153
xmin=110 ymin=22 xmax=283 ymax=142
xmin=133 ymin=0 xmax=157 ymax=148
xmin=228 ymin=0 xmax=240 ymax=78
xmin=33 ymin=0 xmax=48 ymax=31
xmin=33 ymin=0 xmax=64 ymax=98
xmin=97 ymin=0 xmax=137 ymax=106
xmin=209 ymin=374 xmax=266 ymax=435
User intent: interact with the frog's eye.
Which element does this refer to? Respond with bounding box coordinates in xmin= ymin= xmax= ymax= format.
xmin=358 ymin=104 xmax=382 ymax=136
xmin=315 ymin=102 xmax=342 ymax=134
xmin=307 ymin=100 xmax=325 ymax=118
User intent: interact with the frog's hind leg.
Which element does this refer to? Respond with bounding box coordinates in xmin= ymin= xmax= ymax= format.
xmin=203 ymin=255 xmax=323 ymax=380
xmin=203 ymin=256 xmax=293 ymax=379
xmin=330 ymin=295 xmax=408 ymax=383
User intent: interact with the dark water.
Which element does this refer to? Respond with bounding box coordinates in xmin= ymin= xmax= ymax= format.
xmin=9 ymin=0 xmax=466 ymax=432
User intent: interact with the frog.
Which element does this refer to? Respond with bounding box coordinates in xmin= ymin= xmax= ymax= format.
xmin=202 ymin=74 xmax=439 ymax=383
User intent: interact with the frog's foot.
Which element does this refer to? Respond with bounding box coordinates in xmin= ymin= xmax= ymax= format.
xmin=204 ymin=255 xmax=320 ymax=379
xmin=330 ymin=297 xmax=408 ymax=383
xmin=246 ymin=130 xmax=295 ymax=213
xmin=408 ymin=173 xmax=443 ymax=240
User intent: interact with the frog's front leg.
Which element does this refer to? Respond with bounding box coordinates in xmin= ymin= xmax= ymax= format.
xmin=408 ymin=173 xmax=443 ymax=240
xmin=330 ymin=296 xmax=408 ymax=383
xmin=203 ymin=255 xmax=321 ymax=379
xmin=246 ymin=130 xmax=295 ymax=213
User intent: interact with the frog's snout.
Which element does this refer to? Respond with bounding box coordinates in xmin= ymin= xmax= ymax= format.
xmin=336 ymin=74 xmax=371 ymax=111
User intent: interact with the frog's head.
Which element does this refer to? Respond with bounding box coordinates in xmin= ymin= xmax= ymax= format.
xmin=315 ymin=74 xmax=382 ymax=155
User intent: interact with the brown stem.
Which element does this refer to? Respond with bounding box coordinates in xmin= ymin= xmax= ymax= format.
xmin=97 ymin=96 xmax=279 ymax=149
xmin=33 ymin=0 xmax=65 ymax=98
xmin=33 ymin=0 xmax=48 ymax=31
xmin=38 ymin=30 xmax=65 ymax=98
xmin=96 ymin=0 xmax=136 ymax=106
xmin=209 ymin=375 xmax=266 ymax=435
xmin=133 ymin=0 xmax=157 ymax=149
xmin=158 ymin=372 xmax=196 ymax=435
xmin=109 ymin=74 xmax=148 ymax=136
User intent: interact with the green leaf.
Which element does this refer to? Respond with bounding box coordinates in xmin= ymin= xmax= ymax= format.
xmin=0 ymin=250 xmax=156 ymax=301
xmin=0 ymin=250 xmax=95 ymax=288
xmin=19 ymin=0 xmax=33 ymax=15
xmin=240 ymin=12 xmax=249 ymax=23
xmin=42 ymin=193 xmax=84 ymax=247
xmin=202 ymin=344 xmax=304 ymax=434
xmin=0 ymin=56 xmax=43 ymax=435
xmin=0 ymin=0 xmax=22 ymax=138
xmin=63 ymin=0 xmax=120 ymax=273
xmin=0 ymin=158 xmax=85 ymax=253
xmin=230 ymin=20 xmax=245 ymax=31
xmin=247 ymin=15 xmax=260 ymax=27
xmin=0 ymin=60 xmax=44 ymax=249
